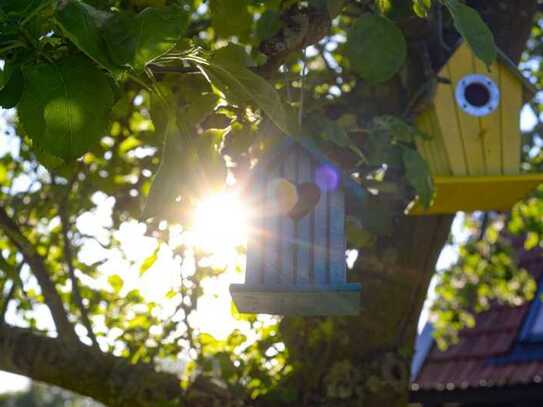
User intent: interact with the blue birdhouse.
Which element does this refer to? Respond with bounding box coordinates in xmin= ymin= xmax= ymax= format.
xmin=230 ymin=138 xmax=364 ymax=316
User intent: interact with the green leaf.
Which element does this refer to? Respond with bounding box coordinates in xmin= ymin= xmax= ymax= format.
xmin=346 ymin=14 xmax=407 ymax=83
xmin=375 ymin=0 xmax=392 ymax=14
xmin=256 ymin=10 xmax=281 ymax=42
xmin=412 ymin=0 xmax=431 ymax=17
xmin=55 ymin=0 xmax=118 ymax=74
xmin=0 ymin=64 xmax=23 ymax=109
xmin=0 ymin=0 xmax=44 ymax=15
xmin=108 ymin=274 xmax=124 ymax=293
xmin=142 ymin=116 xmax=195 ymax=222
xmin=346 ymin=218 xmax=374 ymax=248
xmin=210 ymin=0 xmax=252 ymax=40
xmin=18 ymin=55 xmax=114 ymax=160
xmin=401 ymin=147 xmax=434 ymax=207
xmin=203 ymin=57 xmax=293 ymax=135
xmin=212 ymin=43 xmax=255 ymax=67
xmin=140 ymin=244 xmax=159 ymax=276
xmin=102 ymin=5 xmax=190 ymax=72
xmin=443 ymin=0 xmax=496 ymax=67
xmin=373 ymin=115 xmax=430 ymax=143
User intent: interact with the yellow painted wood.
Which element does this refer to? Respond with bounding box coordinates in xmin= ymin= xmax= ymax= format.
xmin=500 ymin=65 xmax=522 ymax=175
xmin=432 ymin=52 xmax=468 ymax=176
xmin=408 ymin=174 xmax=543 ymax=215
xmin=428 ymin=106 xmax=452 ymax=176
xmin=415 ymin=111 xmax=440 ymax=174
xmin=447 ymin=43 xmax=486 ymax=175
xmin=474 ymin=58 xmax=502 ymax=175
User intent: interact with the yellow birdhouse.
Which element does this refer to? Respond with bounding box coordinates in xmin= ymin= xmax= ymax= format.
xmin=410 ymin=42 xmax=541 ymax=215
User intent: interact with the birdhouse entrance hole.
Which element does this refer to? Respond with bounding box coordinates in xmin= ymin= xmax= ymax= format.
xmin=465 ymin=82 xmax=490 ymax=107
xmin=455 ymin=74 xmax=500 ymax=117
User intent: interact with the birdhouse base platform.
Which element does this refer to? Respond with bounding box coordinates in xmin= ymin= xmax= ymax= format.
xmin=230 ymin=283 xmax=361 ymax=316
xmin=408 ymin=174 xmax=543 ymax=215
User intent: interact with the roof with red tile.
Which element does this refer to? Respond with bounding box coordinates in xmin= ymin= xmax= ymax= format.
xmin=412 ymin=251 xmax=543 ymax=392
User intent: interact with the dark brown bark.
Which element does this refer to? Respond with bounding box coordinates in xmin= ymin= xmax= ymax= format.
xmin=0 ymin=324 xmax=182 ymax=407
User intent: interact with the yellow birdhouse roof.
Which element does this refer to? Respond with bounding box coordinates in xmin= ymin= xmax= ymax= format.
xmin=444 ymin=41 xmax=536 ymax=102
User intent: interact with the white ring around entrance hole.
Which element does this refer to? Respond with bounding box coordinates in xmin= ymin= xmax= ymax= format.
xmin=455 ymin=74 xmax=500 ymax=117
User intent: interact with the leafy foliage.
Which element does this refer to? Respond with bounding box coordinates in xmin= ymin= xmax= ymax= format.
xmin=345 ymin=14 xmax=407 ymax=83
xmin=0 ymin=0 xmax=532 ymax=404
xmin=443 ymin=0 xmax=497 ymax=67
xmin=18 ymin=55 xmax=114 ymax=160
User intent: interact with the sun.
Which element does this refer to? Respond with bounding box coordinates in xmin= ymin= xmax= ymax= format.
xmin=191 ymin=191 xmax=249 ymax=259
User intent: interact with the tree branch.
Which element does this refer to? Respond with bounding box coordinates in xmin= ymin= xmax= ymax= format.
xmin=257 ymin=4 xmax=335 ymax=77
xmin=0 ymin=206 xmax=77 ymax=342
xmin=0 ymin=323 xmax=237 ymax=407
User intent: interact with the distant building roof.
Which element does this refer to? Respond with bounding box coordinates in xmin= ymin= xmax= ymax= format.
xmin=411 ymin=247 xmax=543 ymax=404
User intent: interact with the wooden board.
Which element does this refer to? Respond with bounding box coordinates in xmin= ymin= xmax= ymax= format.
xmin=432 ymin=48 xmax=469 ymax=176
xmin=416 ymin=108 xmax=452 ymax=176
xmin=313 ymin=163 xmax=328 ymax=285
xmin=447 ymin=43 xmax=486 ymax=175
xmin=263 ymin=165 xmax=281 ymax=285
xmin=296 ymin=152 xmax=312 ymax=285
xmin=500 ymin=65 xmax=522 ymax=175
xmin=408 ymin=174 xmax=543 ymax=215
xmin=473 ymin=57 xmax=502 ymax=175
xmin=279 ymin=152 xmax=297 ymax=285
xmin=328 ymin=189 xmax=346 ymax=284
xmin=428 ymin=106 xmax=452 ymax=176
xmin=245 ymin=172 xmax=264 ymax=284
xmin=230 ymin=283 xmax=361 ymax=316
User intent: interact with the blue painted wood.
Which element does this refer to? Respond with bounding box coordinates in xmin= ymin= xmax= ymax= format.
xmin=329 ymin=189 xmax=346 ymax=283
xmin=230 ymin=282 xmax=361 ymax=315
xmin=313 ymin=166 xmax=328 ymax=284
xmin=231 ymin=138 xmax=364 ymax=316
xmin=296 ymin=152 xmax=312 ymax=284
xmin=245 ymin=174 xmax=264 ymax=284
xmin=280 ymin=151 xmax=297 ymax=285
xmin=263 ymin=165 xmax=281 ymax=285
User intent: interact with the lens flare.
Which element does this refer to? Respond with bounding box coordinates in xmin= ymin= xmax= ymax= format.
xmin=191 ymin=191 xmax=248 ymax=260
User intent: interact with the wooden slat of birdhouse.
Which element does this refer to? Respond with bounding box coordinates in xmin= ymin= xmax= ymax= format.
xmin=448 ymin=44 xmax=486 ymax=175
xmin=279 ymin=151 xmax=297 ymax=286
xmin=428 ymin=106 xmax=453 ymax=175
xmin=474 ymin=58 xmax=502 ymax=175
xmin=313 ymin=165 xmax=328 ymax=285
xmin=245 ymin=172 xmax=264 ymax=284
xmin=500 ymin=65 xmax=522 ymax=175
xmin=434 ymin=64 xmax=468 ymax=176
xmin=296 ymin=153 xmax=312 ymax=285
xmin=263 ymin=165 xmax=281 ymax=286
xmin=415 ymin=112 xmax=439 ymax=173
xmin=417 ymin=108 xmax=450 ymax=176
xmin=329 ymin=188 xmax=346 ymax=284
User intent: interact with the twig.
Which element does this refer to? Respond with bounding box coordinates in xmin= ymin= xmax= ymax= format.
xmin=299 ymin=47 xmax=308 ymax=127
xmin=55 ymin=176 xmax=100 ymax=349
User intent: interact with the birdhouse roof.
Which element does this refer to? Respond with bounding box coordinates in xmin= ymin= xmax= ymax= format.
xmin=249 ymin=136 xmax=366 ymax=202
xmin=411 ymin=245 xmax=543 ymax=398
xmin=446 ymin=41 xmax=537 ymax=102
